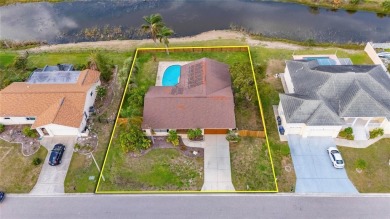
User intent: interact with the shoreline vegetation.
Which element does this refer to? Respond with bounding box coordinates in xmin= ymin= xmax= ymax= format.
xmin=1 ymin=0 xmax=388 ymax=15
xmin=277 ymin=0 xmax=389 ymax=15
xmin=1 ymin=29 xmax=369 ymax=55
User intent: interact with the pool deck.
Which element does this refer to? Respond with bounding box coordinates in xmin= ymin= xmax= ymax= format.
xmin=292 ymin=54 xmax=341 ymax=65
xmin=156 ymin=61 xmax=190 ymax=86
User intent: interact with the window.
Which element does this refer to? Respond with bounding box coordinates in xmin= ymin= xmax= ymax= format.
xmin=26 ymin=117 xmax=36 ymax=121
xmin=4 ymin=117 xmax=10 ymax=119
xmin=90 ymin=91 xmax=93 ymax=96
xmin=153 ymin=129 xmax=168 ymax=133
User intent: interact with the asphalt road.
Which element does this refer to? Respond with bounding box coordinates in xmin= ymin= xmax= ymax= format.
xmin=1 ymin=194 xmax=390 ymax=219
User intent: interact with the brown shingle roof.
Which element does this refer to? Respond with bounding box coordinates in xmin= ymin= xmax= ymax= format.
xmin=0 ymin=69 xmax=100 ymax=128
xmin=142 ymin=58 xmax=236 ymax=129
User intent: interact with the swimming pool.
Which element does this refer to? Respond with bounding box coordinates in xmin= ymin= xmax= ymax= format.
xmin=162 ymin=65 xmax=181 ymax=86
xmin=304 ymin=57 xmax=336 ymax=66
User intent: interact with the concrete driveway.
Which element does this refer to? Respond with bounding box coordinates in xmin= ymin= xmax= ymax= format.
xmin=30 ymin=136 xmax=77 ymax=195
xmin=201 ymin=135 xmax=235 ymax=191
xmin=287 ymin=135 xmax=358 ymax=193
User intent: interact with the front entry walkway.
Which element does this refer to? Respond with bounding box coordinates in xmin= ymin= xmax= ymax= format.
xmin=201 ymin=135 xmax=235 ymax=191
xmin=30 ymin=136 xmax=77 ymax=195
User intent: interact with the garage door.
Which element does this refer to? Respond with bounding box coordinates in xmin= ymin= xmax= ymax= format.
xmin=306 ymin=128 xmax=335 ymax=137
xmin=49 ymin=128 xmax=79 ymax=136
xmin=204 ymin=129 xmax=228 ymax=134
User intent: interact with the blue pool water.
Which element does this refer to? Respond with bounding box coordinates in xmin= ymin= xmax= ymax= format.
xmin=162 ymin=65 xmax=181 ymax=86
xmin=304 ymin=57 xmax=336 ymax=66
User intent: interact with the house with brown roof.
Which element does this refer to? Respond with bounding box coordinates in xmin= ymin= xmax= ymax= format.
xmin=142 ymin=58 xmax=236 ymax=136
xmin=0 ymin=69 xmax=101 ymax=137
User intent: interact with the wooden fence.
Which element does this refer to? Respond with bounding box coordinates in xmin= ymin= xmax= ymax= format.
xmin=137 ymin=46 xmax=248 ymax=54
xmin=238 ymin=130 xmax=265 ymax=138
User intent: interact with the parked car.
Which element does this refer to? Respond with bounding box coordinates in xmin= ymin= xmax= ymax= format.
xmin=327 ymin=147 xmax=345 ymax=169
xmin=277 ymin=116 xmax=282 ymax=125
xmin=278 ymin=126 xmax=285 ymax=135
xmin=0 ymin=191 xmax=5 ymax=203
xmin=49 ymin=144 xmax=66 ymax=166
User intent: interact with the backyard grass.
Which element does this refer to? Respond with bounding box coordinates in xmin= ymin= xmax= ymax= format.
xmin=0 ymin=140 xmax=47 ymax=193
xmin=230 ymin=137 xmax=276 ymax=191
xmin=0 ymin=51 xmax=17 ymax=68
xmin=338 ymin=139 xmax=390 ymax=193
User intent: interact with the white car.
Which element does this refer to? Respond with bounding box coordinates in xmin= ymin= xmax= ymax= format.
xmin=327 ymin=147 xmax=345 ymax=169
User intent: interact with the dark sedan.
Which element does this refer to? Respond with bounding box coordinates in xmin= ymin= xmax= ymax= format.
xmin=49 ymin=144 xmax=66 ymax=166
xmin=0 ymin=191 xmax=5 ymax=203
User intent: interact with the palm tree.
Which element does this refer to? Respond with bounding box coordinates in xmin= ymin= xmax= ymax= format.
xmin=157 ymin=26 xmax=174 ymax=55
xmin=141 ymin=13 xmax=164 ymax=44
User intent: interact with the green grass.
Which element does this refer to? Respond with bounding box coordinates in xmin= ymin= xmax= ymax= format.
xmin=0 ymin=140 xmax=47 ymax=193
xmin=338 ymin=139 xmax=390 ymax=193
xmin=230 ymin=137 xmax=276 ymax=191
xmin=0 ymin=0 xmax=67 ymax=6
xmin=98 ymin=134 xmax=204 ymax=191
xmin=27 ymin=52 xmax=132 ymax=69
xmin=0 ymin=51 xmax=17 ymax=69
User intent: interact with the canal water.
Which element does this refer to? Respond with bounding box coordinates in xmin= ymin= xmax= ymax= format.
xmin=0 ymin=0 xmax=389 ymax=43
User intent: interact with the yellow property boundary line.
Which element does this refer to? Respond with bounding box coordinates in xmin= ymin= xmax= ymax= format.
xmin=95 ymin=45 xmax=278 ymax=193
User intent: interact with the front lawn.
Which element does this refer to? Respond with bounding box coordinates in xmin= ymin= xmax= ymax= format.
xmin=98 ymin=137 xmax=204 ymax=191
xmin=0 ymin=140 xmax=47 ymax=193
xmin=338 ymin=139 xmax=390 ymax=193
xmin=230 ymin=137 xmax=276 ymax=191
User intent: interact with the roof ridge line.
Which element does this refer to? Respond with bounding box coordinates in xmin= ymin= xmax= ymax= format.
xmin=342 ymin=83 xmax=390 ymax=116
xmin=50 ymin=97 xmax=66 ymax=125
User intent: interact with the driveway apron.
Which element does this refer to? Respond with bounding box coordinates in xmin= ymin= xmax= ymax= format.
xmin=30 ymin=136 xmax=77 ymax=195
xmin=201 ymin=135 xmax=235 ymax=191
xmin=288 ymin=135 xmax=358 ymax=193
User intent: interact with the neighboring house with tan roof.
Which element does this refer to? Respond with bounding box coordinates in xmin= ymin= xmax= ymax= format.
xmin=278 ymin=59 xmax=390 ymax=140
xmin=0 ymin=69 xmax=101 ymax=137
xmin=142 ymin=58 xmax=236 ymax=136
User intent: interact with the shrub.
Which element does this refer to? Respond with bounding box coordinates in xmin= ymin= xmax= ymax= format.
xmin=338 ymin=127 xmax=354 ymax=140
xmin=344 ymin=127 xmax=353 ymax=135
xmin=230 ymin=62 xmax=256 ymax=102
xmin=369 ymin=128 xmax=384 ymax=139
xmin=187 ymin=128 xmax=202 ymax=140
xmin=0 ymin=124 xmax=5 ymax=133
xmin=96 ymin=85 xmax=107 ymax=99
xmin=74 ymin=143 xmax=81 ymax=151
xmin=22 ymin=126 xmax=38 ymax=138
xmin=226 ymin=130 xmax=241 ymax=142
xmin=12 ymin=53 xmax=29 ymax=70
xmin=32 ymin=157 xmax=42 ymax=166
xmin=349 ymin=0 xmax=361 ymax=5
xmin=383 ymin=0 xmax=390 ymax=11
xmin=88 ymin=53 xmax=113 ymax=82
xmin=120 ymin=124 xmax=151 ymax=153
xmin=355 ymin=159 xmax=367 ymax=170
xmin=305 ymin=39 xmax=316 ymax=46
xmin=166 ymin=130 xmax=179 ymax=146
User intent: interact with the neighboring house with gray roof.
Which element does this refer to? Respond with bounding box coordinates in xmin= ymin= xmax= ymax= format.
xmin=142 ymin=58 xmax=236 ymax=136
xmin=278 ymin=60 xmax=390 ymax=140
